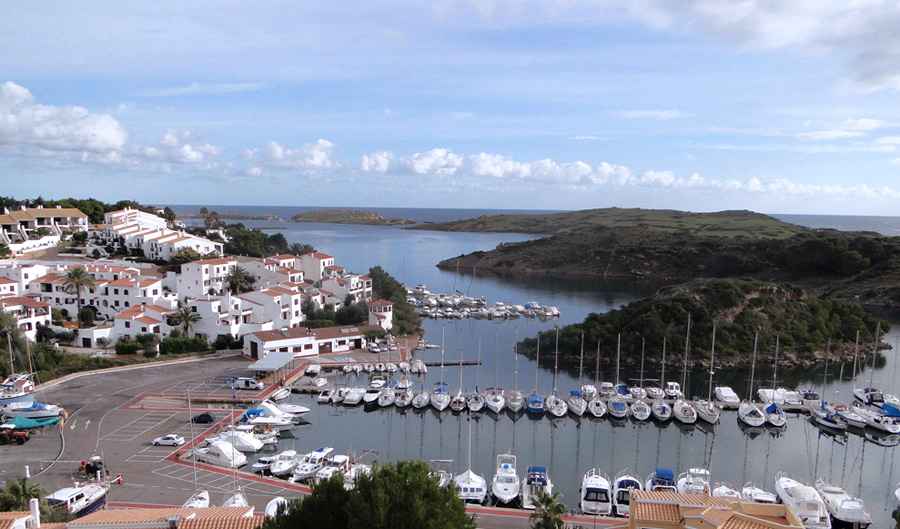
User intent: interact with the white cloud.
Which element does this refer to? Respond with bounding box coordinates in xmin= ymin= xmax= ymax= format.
xmin=252 ymin=139 xmax=335 ymax=171
xmin=877 ymin=136 xmax=900 ymax=145
xmin=796 ymin=130 xmax=866 ymax=141
xmin=572 ymin=135 xmax=609 ymax=141
xmin=360 ymin=150 xmax=393 ymax=173
xmin=0 ymin=81 xmax=128 ymax=154
xmin=841 ymin=118 xmax=884 ymax=131
xmin=620 ymin=109 xmax=684 ymax=120
xmin=143 ymin=82 xmax=262 ymax=97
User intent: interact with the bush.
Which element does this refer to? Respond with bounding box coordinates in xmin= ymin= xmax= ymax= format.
xmin=115 ymin=340 xmax=142 ymax=355
xmin=159 ymin=336 xmax=209 ymax=355
xmin=214 ymin=334 xmax=242 ymax=350
xmin=304 ymin=319 xmax=335 ymax=329
xmin=72 ymin=231 xmax=88 ymax=244
xmin=79 ymin=307 xmax=96 ymax=327
xmin=136 ymin=333 xmax=160 ymax=351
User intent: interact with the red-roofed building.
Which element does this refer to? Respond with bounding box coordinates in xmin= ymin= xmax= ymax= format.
xmin=0 ymin=296 xmax=51 ymax=340
xmin=367 ymin=299 xmax=393 ymax=332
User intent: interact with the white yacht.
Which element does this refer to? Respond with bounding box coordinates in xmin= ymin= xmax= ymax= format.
xmin=587 ymin=395 xmax=607 ymax=418
xmin=490 ymin=454 xmax=520 ymax=505
xmin=676 ymin=468 xmax=710 ymax=495
xmin=607 ymin=396 xmax=629 ymax=419
xmin=454 ymin=468 xmax=487 ymax=504
xmin=851 ymin=402 xmax=900 ymax=433
xmin=208 ymin=429 xmax=264 ymax=452
xmin=182 ymin=490 xmax=210 ymax=508
xmin=741 ymin=482 xmax=777 ymax=504
xmin=645 ymin=468 xmax=676 ymax=492
xmin=429 ymin=459 xmax=454 ymax=488
xmin=221 ymin=489 xmax=248 ymax=508
xmin=714 ymin=386 xmax=740 ymax=405
xmin=672 ymin=399 xmax=697 ymax=424
xmin=268 ymin=449 xmax=300 ymax=478
xmin=693 ymin=398 xmax=719 ymax=424
xmin=485 ymin=387 xmax=506 ymax=414
xmin=194 ymin=440 xmax=247 ymax=468
xmin=664 ymin=381 xmax=683 ymax=399
xmin=712 ymin=482 xmax=740 ymax=499
xmin=292 ymin=447 xmax=334 ymax=483
xmin=579 ymin=469 xmax=612 ymax=516
xmin=613 ymin=469 xmax=642 ymax=517
xmin=521 ymin=466 xmax=553 ymax=510
xmin=342 ymin=386 xmax=365 ymax=406
xmin=814 ymin=479 xmax=871 ymax=529
xmin=774 ymin=473 xmax=831 ymax=529
xmin=431 ymin=382 xmax=451 ymax=412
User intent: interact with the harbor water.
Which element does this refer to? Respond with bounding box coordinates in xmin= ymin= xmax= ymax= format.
xmin=172 ymin=205 xmax=900 ymax=525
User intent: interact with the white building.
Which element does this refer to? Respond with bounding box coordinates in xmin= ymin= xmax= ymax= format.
xmin=99 ymin=207 xmax=223 ymax=260
xmin=298 ymin=252 xmax=334 ymax=282
xmin=0 ymin=296 xmax=51 ymax=341
xmin=177 ymin=257 xmax=239 ymax=298
xmin=367 ymin=299 xmax=393 ymax=332
xmin=238 ymin=285 xmax=306 ymax=330
xmin=242 ymin=323 xmax=382 ymax=360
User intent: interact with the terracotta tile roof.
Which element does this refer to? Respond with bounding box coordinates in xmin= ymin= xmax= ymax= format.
xmin=0 ymin=214 xmax=17 ymax=224
xmin=0 ymin=277 xmax=15 ymax=284
xmin=180 ymin=516 xmax=263 ymax=529
xmin=0 ymin=296 xmax=49 ymax=310
xmin=271 ymin=253 xmax=297 ymax=260
xmin=368 ymin=299 xmax=393 ymax=306
xmin=193 ymin=258 xmax=237 ymax=266
xmin=68 ymin=506 xmax=255 ymax=525
xmin=312 ymin=324 xmax=382 ymax=341
xmin=267 ymin=287 xmax=297 ymax=296
xmin=32 ymin=273 xmax=66 ymax=284
xmin=8 ymin=211 xmax=33 ymax=221
xmin=359 ymin=276 xmax=371 ymax=280
xmin=312 ymin=252 xmax=333 ymax=259
xmin=27 ymin=207 xmax=87 ymax=218
xmin=252 ymin=326 xmax=313 ymax=342
xmin=0 ymin=511 xmax=30 ymax=521
xmin=109 ymin=278 xmax=138 ymax=287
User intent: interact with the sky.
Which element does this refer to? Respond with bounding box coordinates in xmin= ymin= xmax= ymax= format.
xmin=3 ymin=1 xmax=900 ymax=215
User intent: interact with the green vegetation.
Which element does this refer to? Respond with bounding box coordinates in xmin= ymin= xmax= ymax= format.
xmin=0 ymin=196 xmax=157 ymax=224
xmin=223 ymin=223 xmax=289 ymax=257
xmin=368 ymin=266 xmax=421 ymax=335
xmin=223 ymin=265 xmax=256 ymax=295
xmin=412 ymin=208 xmax=806 ymax=238
xmin=260 ymin=460 xmax=476 ymax=529
xmin=529 ymin=490 xmax=568 ymax=529
xmin=523 ymin=278 xmax=889 ymax=368
xmin=291 ymin=209 xmax=415 ymax=226
xmin=63 ymin=267 xmax=94 ymax=327
xmin=0 ymin=477 xmax=74 ymax=524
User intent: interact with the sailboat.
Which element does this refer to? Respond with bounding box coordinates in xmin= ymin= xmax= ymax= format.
xmin=484 ymin=333 xmax=506 ymax=414
xmin=738 ymin=333 xmax=766 ymax=427
xmin=467 ymin=339 xmax=485 ymax=412
xmin=450 ymin=341 xmax=467 ymax=413
xmin=607 ymin=334 xmax=630 ymax=419
xmin=567 ymin=334 xmax=587 ymax=416
xmin=431 ymin=327 xmax=451 ymax=412
xmin=545 ymin=329 xmax=568 ymax=418
xmin=673 ymin=316 xmax=696 ymax=424
xmin=629 ymin=339 xmax=648 ymax=400
xmin=183 ymin=388 xmax=208 ymax=507
xmin=649 ymin=337 xmax=670 ymax=421
xmin=587 ymin=339 xmax=607 ymax=418
xmin=454 ymin=418 xmax=486 ymax=503
xmin=694 ymin=325 xmax=720 ymax=424
xmin=525 ymin=333 xmax=545 ymax=415
xmin=507 ymin=331 xmax=525 ymax=413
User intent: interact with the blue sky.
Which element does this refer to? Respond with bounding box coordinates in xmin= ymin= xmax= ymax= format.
xmin=3 ymin=1 xmax=900 ymax=215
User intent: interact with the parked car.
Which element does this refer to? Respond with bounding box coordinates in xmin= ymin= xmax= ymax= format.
xmin=231 ymin=377 xmax=265 ymax=390
xmin=153 ymin=434 xmax=186 ymax=446
xmin=191 ymin=412 xmax=216 ymax=424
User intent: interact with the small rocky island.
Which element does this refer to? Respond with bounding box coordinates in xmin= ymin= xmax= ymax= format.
xmin=290 ymin=209 xmax=415 ymax=226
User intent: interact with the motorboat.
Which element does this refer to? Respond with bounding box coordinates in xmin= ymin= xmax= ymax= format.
xmin=410 ymin=359 xmax=426 ymax=374
xmin=738 ymin=401 xmax=766 ymax=427
xmin=614 ymin=382 xmax=633 ymax=401
xmin=251 ymin=455 xmax=276 ymax=474
xmin=342 ymin=364 xmax=355 ymax=374
xmin=803 ymin=390 xmax=822 ymax=412
xmin=265 ymin=497 xmax=288 ymax=517
xmin=599 ymin=382 xmax=616 ymax=399
xmin=676 ymin=468 xmax=710 ymax=495
xmin=343 ymin=386 xmax=366 ymax=406
xmin=385 ymin=362 xmax=398 ymax=373
xmin=0 ymin=401 xmax=63 ymax=419
xmin=331 ymin=387 xmax=348 ymax=404
xmin=587 ymin=396 xmax=607 ymax=418
xmin=363 ymin=385 xmax=383 ymax=406
xmin=693 ymin=398 xmax=719 ymax=424
xmin=664 ymin=381 xmax=683 ymax=399
xmin=46 ymin=478 xmax=110 ymax=518
xmin=672 ymin=399 xmax=697 ymax=424
xmin=521 ymin=466 xmax=553 ymax=510
xmin=194 ymin=440 xmax=247 ymax=468
xmin=566 ymin=390 xmax=586 ymax=417
xmin=774 ymin=473 xmax=831 ymax=529
xmin=814 ymin=479 xmax=871 ymax=528
xmin=607 ymin=396 xmax=629 ymax=419
xmin=741 ymin=482 xmax=777 ymax=503
xmin=852 ymin=402 xmax=900 ymax=433
xmin=0 ymin=373 xmax=35 ymax=405
xmin=651 ymin=399 xmax=672 ymax=421
xmin=209 ymin=429 xmax=264 ymax=452
xmin=429 ymin=459 xmax=454 ymax=488
xmin=629 ymin=386 xmax=648 ymax=400
xmin=777 ymin=388 xmax=803 ymax=406
xmin=344 ymin=463 xmax=372 ymax=490
xmin=268 ymin=449 xmax=300 ymax=478
xmin=242 ymin=410 xmax=294 ymax=430
xmin=758 ymin=387 xmax=784 ymax=405
xmin=854 ymin=387 xmax=886 ymax=408
xmin=712 ymin=482 xmax=741 ymax=499
xmin=646 ymin=385 xmax=665 ymax=400
xmin=317 ymin=388 xmax=334 ymax=404
xmin=631 ymin=399 xmax=651 ymax=421
xmin=581 ymin=383 xmax=598 ymax=400
xmin=315 ymin=454 xmax=352 ymax=483
xmin=261 ymin=399 xmax=309 ymax=417
xmin=613 ymin=469 xmax=642 ymax=517
xmin=485 ymin=387 xmax=506 ymax=414
xmin=221 ymin=489 xmax=248 ymax=508
xmin=645 ymin=468 xmax=676 ymax=492
xmin=545 ymin=391 xmax=568 ymax=418
xmin=714 ymin=386 xmax=740 ymax=405
xmin=764 ymin=402 xmax=787 ymax=428
xmin=182 ymin=490 xmax=210 ymax=508
xmin=580 ymin=468 xmax=612 ymax=516
xmin=467 ymin=391 xmax=485 ymax=413
xmin=490 ymin=454 xmax=520 ymax=505
xmin=270 ymin=387 xmax=291 ymax=401
xmin=431 ymin=382 xmax=451 ymax=411
xmin=292 ymin=447 xmax=334 ymax=483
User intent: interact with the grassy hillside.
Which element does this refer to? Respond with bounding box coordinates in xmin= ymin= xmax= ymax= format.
xmin=410 ymin=208 xmax=807 ymax=238
xmin=291 ymin=209 xmax=414 ymax=225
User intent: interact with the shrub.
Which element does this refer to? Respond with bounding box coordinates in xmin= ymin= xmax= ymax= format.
xmin=214 ymin=334 xmax=242 ymax=350
xmin=115 ymin=340 xmax=142 ymax=354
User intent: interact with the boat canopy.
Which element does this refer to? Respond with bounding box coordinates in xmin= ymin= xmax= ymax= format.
xmin=765 ymin=403 xmax=781 ymax=414
xmin=5 ymin=416 xmax=59 ymax=428
xmin=654 ymin=468 xmax=675 ymax=482
xmin=526 ymin=467 xmax=548 ymax=485
xmin=882 ymin=403 xmax=900 ymax=417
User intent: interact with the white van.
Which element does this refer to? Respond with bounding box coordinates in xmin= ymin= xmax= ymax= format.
xmin=232 ymin=377 xmax=265 ymax=390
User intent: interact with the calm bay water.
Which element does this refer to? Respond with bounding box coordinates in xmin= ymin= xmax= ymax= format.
xmin=172 ymin=205 xmax=900 ymax=524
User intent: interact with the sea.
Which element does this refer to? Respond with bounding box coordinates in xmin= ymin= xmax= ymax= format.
xmin=170 ymin=205 xmax=900 ymax=524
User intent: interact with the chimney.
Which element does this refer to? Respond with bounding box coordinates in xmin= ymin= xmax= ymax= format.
xmin=29 ymin=497 xmax=40 ymax=528
xmin=166 ymin=515 xmax=181 ymax=529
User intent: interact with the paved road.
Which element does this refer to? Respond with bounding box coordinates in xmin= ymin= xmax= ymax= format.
xmin=0 ymin=355 xmax=614 ymax=528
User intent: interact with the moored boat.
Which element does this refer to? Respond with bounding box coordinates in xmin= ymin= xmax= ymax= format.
xmin=490 ymin=453 xmax=520 ymax=505
xmin=774 ymin=473 xmax=831 ymax=529
xmin=613 ymin=469 xmax=642 ymax=517
xmin=580 ymin=468 xmax=612 ymax=515
xmin=814 ymin=479 xmax=871 ymax=529
xmin=676 ymin=467 xmax=710 ymax=495
xmin=521 ymin=466 xmax=553 ymax=510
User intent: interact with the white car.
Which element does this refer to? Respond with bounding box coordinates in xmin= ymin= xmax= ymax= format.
xmin=153 ymin=434 xmax=186 ymax=446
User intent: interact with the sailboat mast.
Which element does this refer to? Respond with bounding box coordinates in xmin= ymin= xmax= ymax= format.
xmin=553 ymin=328 xmax=559 ymax=393
xmin=682 ymin=314 xmax=691 ymax=389
xmin=514 ymin=328 xmax=519 ymax=393
xmin=772 ymin=335 xmax=780 ymax=388
xmin=869 ymin=322 xmax=881 ymax=389
xmin=579 ymin=333 xmax=585 ymax=385
xmin=748 ymin=332 xmax=758 ymax=401
xmin=852 ymin=331 xmax=860 ymax=380
xmin=616 ymin=333 xmax=621 ymax=384
xmin=660 ymin=336 xmax=666 ymax=386
xmin=708 ymin=324 xmax=716 ymax=401
xmin=639 ymin=338 xmax=645 ymax=387
xmin=534 ymin=333 xmax=540 ymax=393
xmin=594 ymin=340 xmax=600 ymax=385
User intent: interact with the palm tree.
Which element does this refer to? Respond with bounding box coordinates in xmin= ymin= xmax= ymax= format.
xmin=0 ymin=476 xmax=45 ymax=511
xmin=529 ymin=490 xmax=567 ymax=529
xmin=224 ymin=266 xmax=255 ymax=295
xmin=63 ymin=267 xmax=94 ymax=326
xmin=169 ymin=303 xmax=201 ymax=337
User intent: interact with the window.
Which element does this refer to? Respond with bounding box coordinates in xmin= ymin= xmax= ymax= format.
xmin=141 ymin=327 xmax=147 ymax=332
xmin=114 ymin=288 xmax=118 ymax=295
xmin=124 ymin=321 xmax=130 ymax=328
xmin=153 ymin=289 xmax=158 ymax=295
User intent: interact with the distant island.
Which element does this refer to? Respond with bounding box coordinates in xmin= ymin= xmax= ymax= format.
xmin=180 ymin=212 xmax=279 ymax=221
xmin=427 ymin=208 xmax=900 ymax=308
xmin=290 ymin=209 xmax=415 ymax=226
